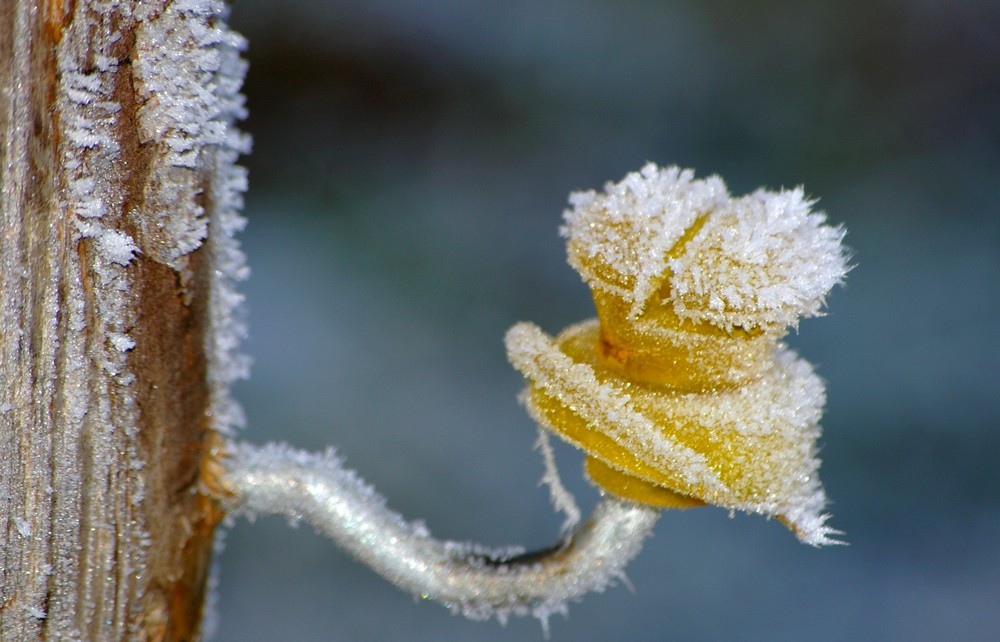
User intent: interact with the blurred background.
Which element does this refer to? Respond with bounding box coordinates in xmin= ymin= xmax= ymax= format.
xmin=214 ymin=1 xmax=1000 ymax=640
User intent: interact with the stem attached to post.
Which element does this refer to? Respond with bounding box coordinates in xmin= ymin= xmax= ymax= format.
xmin=221 ymin=442 xmax=659 ymax=625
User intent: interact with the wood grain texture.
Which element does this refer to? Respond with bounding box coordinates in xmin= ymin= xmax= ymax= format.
xmin=0 ymin=2 xmax=248 ymax=639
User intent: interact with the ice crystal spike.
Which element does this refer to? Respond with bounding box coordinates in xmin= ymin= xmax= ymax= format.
xmin=507 ymin=163 xmax=849 ymax=546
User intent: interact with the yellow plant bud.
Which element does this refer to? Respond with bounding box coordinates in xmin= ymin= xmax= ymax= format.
xmin=507 ymin=164 xmax=848 ymax=545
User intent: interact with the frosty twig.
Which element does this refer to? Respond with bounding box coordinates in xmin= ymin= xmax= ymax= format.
xmin=223 ymin=442 xmax=658 ymax=625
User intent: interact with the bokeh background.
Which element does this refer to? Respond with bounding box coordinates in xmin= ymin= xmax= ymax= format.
xmin=214 ymin=1 xmax=1000 ymax=640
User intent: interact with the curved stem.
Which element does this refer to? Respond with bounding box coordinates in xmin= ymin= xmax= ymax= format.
xmin=221 ymin=442 xmax=659 ymax=623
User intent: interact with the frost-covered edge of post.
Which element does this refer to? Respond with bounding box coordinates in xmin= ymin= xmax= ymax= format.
xmin=0 ymin=0 xmax=250 ymax=639
xmin=133 ymin=0 xmax=254 ymax=428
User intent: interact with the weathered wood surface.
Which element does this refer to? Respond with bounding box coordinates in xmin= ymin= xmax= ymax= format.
xmin=0 ymin=1 xmax=248 ymax=639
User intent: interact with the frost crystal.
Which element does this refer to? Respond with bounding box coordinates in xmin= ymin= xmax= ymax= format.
xmin=667 ymin=186 xmax=848 ymax=330
xmin=562 ymin=164 xmax=729 ymax=319
xmin=108 ymin=332 xmax=137 ymax=353
xmin=562 ymin=163 xmax=848 ymax=329
xmin=535 ymin=430 xmax=582 ymax=534
xmin=14 ymin=516 xmax=33 ymax=538
xmin=25 ymin=606 xmax=47 ymax=620
xmin=94 ymin=229 xmax=139 ymax=266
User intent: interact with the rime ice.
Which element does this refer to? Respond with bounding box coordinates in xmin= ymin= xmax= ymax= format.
xmin=224 ymin=442 xmax=658 ymax=628
xmin=562 ymin=163 xmax=848 ymax=329
xmin=0 ymin=1 xmax=252 ymax=639
xmin=94 ymin=229 xmax=139 ymax=266
xmin=509 ymin=163 xmax=849 ymax=545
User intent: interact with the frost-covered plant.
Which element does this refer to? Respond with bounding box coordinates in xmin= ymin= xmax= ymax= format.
xmin=222 ymin=163 xmax=849 ymax=627
xmin=507 ymin=164 xmax=849 ymax=546
xmin=0 ymin=0 xmax=847 ymax=635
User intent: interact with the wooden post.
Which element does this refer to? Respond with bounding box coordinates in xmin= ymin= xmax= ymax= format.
xmin=0 ymin=1 xmax=249 ymax=639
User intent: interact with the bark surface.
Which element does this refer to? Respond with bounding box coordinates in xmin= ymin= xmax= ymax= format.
xmin=0 ymin=2 xmax=247 ymax=639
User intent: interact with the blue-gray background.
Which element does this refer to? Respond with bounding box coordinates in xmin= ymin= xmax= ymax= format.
xmin=215 ymin=1 xmax=1000 ymax=640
